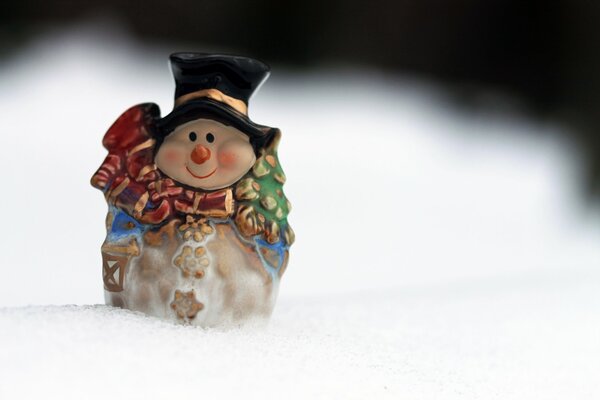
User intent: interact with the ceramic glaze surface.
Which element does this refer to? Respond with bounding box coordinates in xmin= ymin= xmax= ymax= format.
xmin=91 ymin=53 xmax=293 ymax=327
xmin=155 ymin=118 xmax=257 ymax=190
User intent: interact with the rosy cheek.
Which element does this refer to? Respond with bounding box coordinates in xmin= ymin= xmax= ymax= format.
xmin=164 ymin=150 xmax=183 ymax=163
xmin=218 ymin=151 xmax=237 ymax=167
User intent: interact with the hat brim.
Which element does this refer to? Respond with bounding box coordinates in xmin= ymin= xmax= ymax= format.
xmin=157 ymin=98 xmax=269 ymax=141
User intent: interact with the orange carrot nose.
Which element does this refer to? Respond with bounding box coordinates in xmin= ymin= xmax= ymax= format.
xmin=191 ymin=145 xmax=211 ymax=164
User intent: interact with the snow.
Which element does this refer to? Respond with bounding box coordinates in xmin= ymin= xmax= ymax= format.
xmin=3 ymin=276 xmax=600 ymax=399
xmin=1 ymin=24 xmax=600 ymax=399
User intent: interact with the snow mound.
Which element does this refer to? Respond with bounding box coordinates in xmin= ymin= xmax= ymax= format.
xmin=2 ymin=270 xmax=600 ymax=400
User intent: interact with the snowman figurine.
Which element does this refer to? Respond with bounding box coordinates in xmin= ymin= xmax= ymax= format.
xmin=91 ymin=53 xmax=293 ymax=327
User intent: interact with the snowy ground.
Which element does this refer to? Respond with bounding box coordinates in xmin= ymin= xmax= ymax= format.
xmin=1 ymin=25 xmax=599 ymax=399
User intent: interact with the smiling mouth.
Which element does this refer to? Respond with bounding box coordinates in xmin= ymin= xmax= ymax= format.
xmin=186 ymin=165 xmax=217 ymax=179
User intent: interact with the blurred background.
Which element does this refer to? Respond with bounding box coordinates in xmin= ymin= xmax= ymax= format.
xmin=3 ymin=0 xmax=600 ymax=196
xmin=0 ymin=1 xmax=599 ymax=306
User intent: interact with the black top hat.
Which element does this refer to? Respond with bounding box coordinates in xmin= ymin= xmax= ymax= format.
xmin=157 ymin=53 xmax=272 ymax=145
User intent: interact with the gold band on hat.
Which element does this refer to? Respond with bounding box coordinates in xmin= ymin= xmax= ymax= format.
xmin=174 ymin=88 xmax=248 ymax=115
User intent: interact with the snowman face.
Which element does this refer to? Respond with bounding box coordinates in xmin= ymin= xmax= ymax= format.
xmin=155 ymin=119 xmax=256 ymax=190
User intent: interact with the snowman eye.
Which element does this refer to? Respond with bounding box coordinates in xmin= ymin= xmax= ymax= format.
xmin=206 ymin=133 xmax=215 ymax=143
xmin=188 ymin=132 xmax=197 ymax=141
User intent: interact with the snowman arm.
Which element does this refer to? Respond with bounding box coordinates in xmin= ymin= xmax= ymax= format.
xmin=102 ymin=103 xmax=160 ymax=152
xmin=91 ymin=103 xmax=160 ymax=191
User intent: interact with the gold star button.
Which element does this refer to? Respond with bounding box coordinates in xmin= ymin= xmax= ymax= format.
xmin=170 ymin=289 xmax=203 ymax=320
